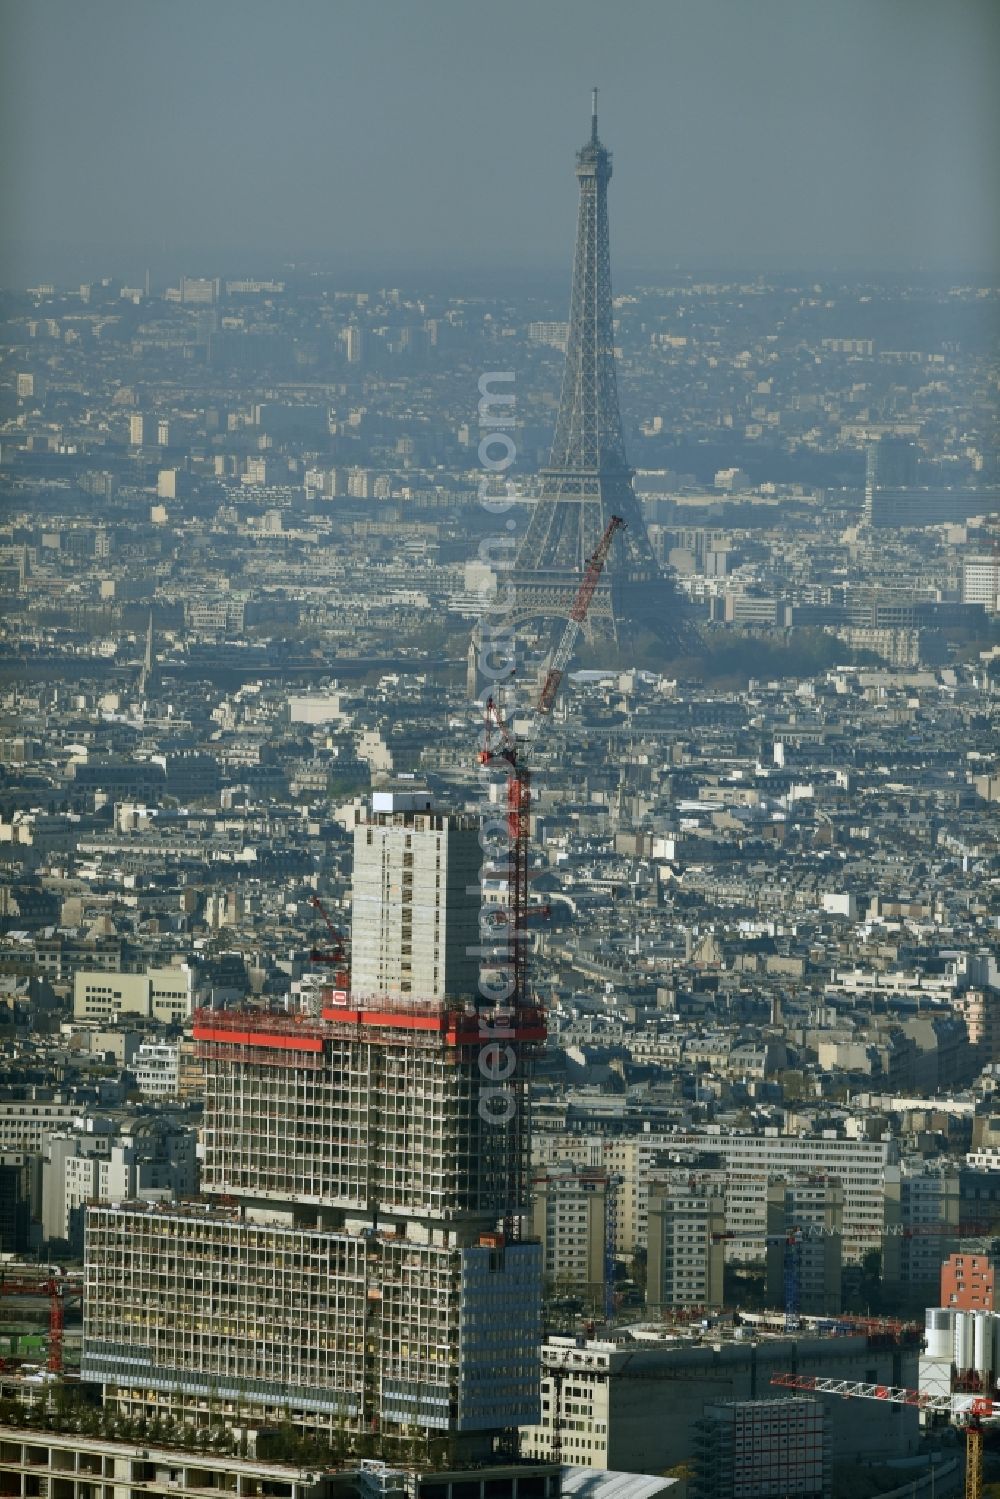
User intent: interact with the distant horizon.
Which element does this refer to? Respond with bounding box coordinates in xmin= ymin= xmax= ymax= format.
xmin=3 ymin=241 xmax=999 ymax=296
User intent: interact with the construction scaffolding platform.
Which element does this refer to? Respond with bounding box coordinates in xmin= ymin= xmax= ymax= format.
xmin=193 ymin=1000 xmax=547 ymax=1053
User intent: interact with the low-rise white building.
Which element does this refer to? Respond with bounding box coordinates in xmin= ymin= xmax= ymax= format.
xmin=133 ymin=1041 xmax=180 ymax=1098
xmin=43 ymin=1119 xmax=199 ymax=1247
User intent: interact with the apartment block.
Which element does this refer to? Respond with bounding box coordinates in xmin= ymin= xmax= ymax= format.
xmin=519 ymin=1335 xmax=915 ymax=1472
xmin=536 ymin=1131 xmax=898 ymax=1265
xmin=692 ymin=1398 xmax=831 ymax=1499
xmin=0 ymin=1101 xmax=80 ymax=1154
xmin=84 ymin=1204 xmax=541 ymax=1442
xmin=962 ymin=555 xmax=1000 ymax=611
xmin=73 ymin=965 xmax=193 ymax=1024
xmin=941 ymin=1250 xmax=995 ymax=1310
xmin=0 ymin=1153 xmax=34 ymax=1253
xmin=764 ymin=1177 xmax=843 ymax=1318
xmin=197 ymin=1007 xmax=529 ymax=1227
xmin=133 ymin=1040 xmax=181 ymax=1097
xmin=646 ymin=1171 xmax=726 ymax=1312
xmin=867 ymin=487 xmax=996 ymax=528
xmin=350 ymin=793 xmax=481 ymax=1002
xmin=882 ymin=1160 xmax=961 ymax=1294
xmin=669 ymin=1131 xmax=898 ymax=1264
xmin=46 ymin=1122 xmax=198 ymax=1248
xmin=531 ymin=1164 xmax=609 ymax=1299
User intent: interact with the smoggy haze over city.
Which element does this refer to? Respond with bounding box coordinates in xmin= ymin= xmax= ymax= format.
xmin=1 ymin=0 xmax=999 ymax=288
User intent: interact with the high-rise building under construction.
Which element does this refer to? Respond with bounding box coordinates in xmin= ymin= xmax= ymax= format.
xmin=83 ymin=790 xmax=548 ymax=1471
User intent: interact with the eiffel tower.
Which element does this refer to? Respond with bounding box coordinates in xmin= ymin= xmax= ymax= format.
xmin=510 ymin=93 xmax=688 ymax=646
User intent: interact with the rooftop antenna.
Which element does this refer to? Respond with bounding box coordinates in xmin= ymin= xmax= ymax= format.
xmin=591 ymin=86 xmax=599 ymax=144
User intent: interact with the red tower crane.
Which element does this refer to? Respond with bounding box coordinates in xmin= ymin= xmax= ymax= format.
xmin=308 ymin=893 xmax=349 ymax=970
xmin=479 ymin=514 xmax=625 ymax=1011
xmin=307 ymin=893 xmax=350 ymax=1002
xmin=48 ymin=1282 xmax=64 ymax=1374
xmin=307 ymin=894 xmax=346 ymax=965
xmin=480 ymin=697 xmax=532 ymax=1017
xmin=0 ymin=1275 xmax=78 ymax=1375
xmin=538 ymin=516 xmax=626 ymax=714
xmin=478 ymin=515 xmax=624 ymax=1247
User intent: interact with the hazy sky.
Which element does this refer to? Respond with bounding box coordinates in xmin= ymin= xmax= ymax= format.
xmin=1 ymin=0 xmax=998 ymax=285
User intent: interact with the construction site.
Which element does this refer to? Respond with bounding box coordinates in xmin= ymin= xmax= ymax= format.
xmin=195 ymin=995 xmax=544 ymax=1232
xmin=0 ymin=1271 xmax=81 ymax=1377
xmin=83 ymin=816 xmax=550 ymax=1454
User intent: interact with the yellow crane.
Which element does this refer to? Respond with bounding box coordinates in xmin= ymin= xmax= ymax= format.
xmin=771 ymin=1371 xmax=990 ymax=1499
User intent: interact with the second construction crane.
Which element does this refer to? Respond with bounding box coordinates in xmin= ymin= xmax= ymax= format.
xmin=772 ymin=1372 xmax=992 ymax=1499
xmin=0 ymin=1274 xmax=81 ymax=1375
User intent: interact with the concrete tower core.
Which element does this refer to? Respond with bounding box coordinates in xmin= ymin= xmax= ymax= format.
xmin=349 ymin=789 xmax=482 ymax=1002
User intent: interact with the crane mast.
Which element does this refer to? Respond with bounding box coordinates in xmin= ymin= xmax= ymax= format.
xmin=307 ymin=893 xmax=350 ymax=1004
xmin=478 ymin=515 xmax=624 ymax=1248
xmin=480 ymin=696 xmax=532 ymax=1014
xmin=308 ymin=893 xmax=346 ymax=964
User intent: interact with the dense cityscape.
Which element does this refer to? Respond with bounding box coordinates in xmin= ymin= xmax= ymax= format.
xmin=1 ymin=8 xmax=999 ymax=1499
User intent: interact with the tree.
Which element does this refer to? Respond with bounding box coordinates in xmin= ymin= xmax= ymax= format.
xmin=630 ymin=1248 xmax=648 ymax=1293
xmin=858 ymin=1248 xmax=883 ymax=1313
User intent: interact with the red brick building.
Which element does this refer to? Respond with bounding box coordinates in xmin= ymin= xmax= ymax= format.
xmin=941 ymin=1251 xmax=995 ymax=1310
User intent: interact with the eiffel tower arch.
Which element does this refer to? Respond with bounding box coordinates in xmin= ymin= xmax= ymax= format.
xmin=508 ymin=94 xmax=690 ymax=648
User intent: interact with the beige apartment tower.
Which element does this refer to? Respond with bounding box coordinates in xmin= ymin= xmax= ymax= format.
xmin=350 ymin=792 xmax=481 ymax=1002
xmin=765 ymin=1175 xmax=844 ymax=1318
xmin=531 ymin=1164 xmax=610 ymax=1303
xmin=646 ymin=1171 xmax=726 ymax=1313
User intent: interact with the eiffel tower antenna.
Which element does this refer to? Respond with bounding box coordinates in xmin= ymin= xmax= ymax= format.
xmin=509 ymin=94 xmax=689 ymax=648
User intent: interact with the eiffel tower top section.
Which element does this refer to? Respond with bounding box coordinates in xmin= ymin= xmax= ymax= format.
xmin=546 ymin=88 xmax=629 ymax=479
